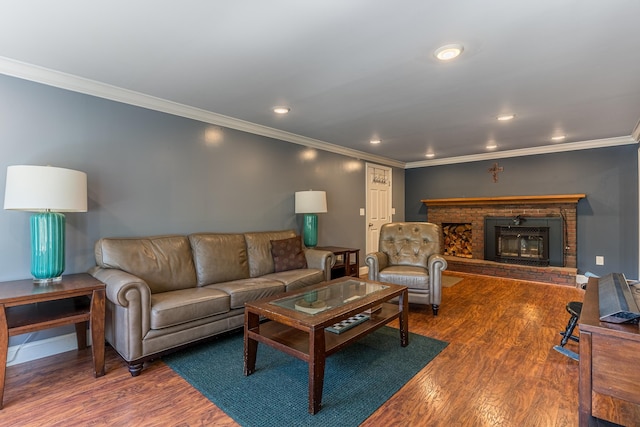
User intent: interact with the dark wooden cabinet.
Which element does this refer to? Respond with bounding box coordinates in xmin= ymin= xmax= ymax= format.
xmin=315 ymin=246 xmax=360 ymax=279
xmin=578 ymin=277 xmax=640 ymax=426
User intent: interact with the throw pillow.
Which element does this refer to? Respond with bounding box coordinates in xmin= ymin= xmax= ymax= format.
xmin=271 ymin=235 xmax=307 ymax=272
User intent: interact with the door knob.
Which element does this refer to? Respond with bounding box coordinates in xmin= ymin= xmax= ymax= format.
xmin=369 ymin=223 xmax=373 ymax=227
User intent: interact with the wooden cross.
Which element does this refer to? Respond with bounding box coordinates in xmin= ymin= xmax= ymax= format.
xmin=488 ymin=162 xmax=503 ymax=183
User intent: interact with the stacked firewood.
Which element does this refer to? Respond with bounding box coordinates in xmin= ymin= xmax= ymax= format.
xmin=443 ymin=223 xmax=472 ymax=258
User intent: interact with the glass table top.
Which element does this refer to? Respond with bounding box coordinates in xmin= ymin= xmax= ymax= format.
xmin=270 ymin=279 xmax=388 ymax=315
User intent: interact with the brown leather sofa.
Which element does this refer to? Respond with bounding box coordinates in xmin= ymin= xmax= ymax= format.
xmin=365 ymin=222 xmax=447 ymax=315
xmin=89 ymin=230 xmax=334 ymax=376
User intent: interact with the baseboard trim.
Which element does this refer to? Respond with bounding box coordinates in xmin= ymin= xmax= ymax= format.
xmin=7 ymin=332 xmax=90 ymax=367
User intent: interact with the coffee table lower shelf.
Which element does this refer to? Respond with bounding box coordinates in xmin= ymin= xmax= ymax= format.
xmin=247 ymin=302 xmax=400 ymax=360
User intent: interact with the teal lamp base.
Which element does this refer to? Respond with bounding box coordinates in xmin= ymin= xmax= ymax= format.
xmin=30 ymin=212 xmax=66 ymax=284
xmin=302 ymin=213 xmax=319 ymax=248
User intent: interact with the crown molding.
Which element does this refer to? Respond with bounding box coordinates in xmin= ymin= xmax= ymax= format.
xmin=405 ymin=136 xmax=638 ymax=168
xmin=0 ymin=56 xmax=405 ymax=169
xmin=1 ymin=56 xmax=636 ymax=171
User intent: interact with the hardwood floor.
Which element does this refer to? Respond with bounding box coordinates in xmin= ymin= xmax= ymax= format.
xmin=0 ymin=273 xmax=632 ymax=426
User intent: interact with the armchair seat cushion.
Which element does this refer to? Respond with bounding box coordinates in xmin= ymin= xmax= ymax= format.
xmin=150 ymin=288 xmax=230 ymax=329
xmin=379 ymin=266 xmax=429 ymax=289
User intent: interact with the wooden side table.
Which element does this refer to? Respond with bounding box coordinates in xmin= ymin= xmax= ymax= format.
xmin=0 ymin=273 xmax=105 ymax=409
xmin=315 ymin=246 xmax=360 ymax=279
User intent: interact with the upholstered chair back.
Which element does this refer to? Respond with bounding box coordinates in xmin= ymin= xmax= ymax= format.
xmin=378 ymin=222 xmax=441 ymax=268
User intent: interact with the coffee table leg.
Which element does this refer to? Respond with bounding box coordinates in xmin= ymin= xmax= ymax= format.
xmin=399 ymin=289 xmax=409 ymax=347
xmin=244 ymin=311 xmax=259 ymax=376
xmin=308 ymin=328 xmax=326 ymax=414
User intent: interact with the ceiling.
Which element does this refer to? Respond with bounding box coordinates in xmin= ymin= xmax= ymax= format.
xmin=1 ymin=1 xmax=639 ymax=168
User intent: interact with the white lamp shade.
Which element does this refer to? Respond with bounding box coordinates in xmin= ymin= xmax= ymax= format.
xmin=295 ymin=190 xmax=327 ymax=214
xmin=4 ymin=165 xmax=88 ymax=212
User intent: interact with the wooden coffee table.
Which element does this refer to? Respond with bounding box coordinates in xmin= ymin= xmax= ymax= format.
xmin=243 ymin=277 xmax=408 ymax=414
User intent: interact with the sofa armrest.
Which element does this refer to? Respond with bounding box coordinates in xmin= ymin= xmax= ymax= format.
xmin=365 ymin=252 xmax=389 ymax=281
xmin=427 ymin=254 xmax=448 ymax=305
xmin=303 ymin=248 xmax=335 ymax=281
xmin=88 ymin=266 xmax=152 ymax=339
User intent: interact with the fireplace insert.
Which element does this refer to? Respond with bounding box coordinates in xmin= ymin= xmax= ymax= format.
xmin=495 ymin=226 xmax=549 ymax=266
xmin=484 ymin=216 xmax=564 ymax=267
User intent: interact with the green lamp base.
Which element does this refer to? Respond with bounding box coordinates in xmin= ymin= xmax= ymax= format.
xmin=302 ymin=213 xmax=318 ymax=248
xmin=30 ymin=212 xmax=66 ymax=284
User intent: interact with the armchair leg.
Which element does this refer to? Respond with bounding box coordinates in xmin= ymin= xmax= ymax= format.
xmin=432 ymin=304 xmax=439 ymax=316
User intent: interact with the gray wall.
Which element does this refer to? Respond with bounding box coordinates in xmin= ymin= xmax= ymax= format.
xmin=405 ymin=146 xmax=639 ymax=278
xmin=0 ymin=74 xmax=404 ymax=345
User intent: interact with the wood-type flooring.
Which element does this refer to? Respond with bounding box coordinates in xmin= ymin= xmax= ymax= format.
xmin=0 ymin=273 xmax=634 ymax=426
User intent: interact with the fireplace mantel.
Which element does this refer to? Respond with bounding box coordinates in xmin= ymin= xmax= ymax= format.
xmin=422 ymin=194 xmax=585 ymax=207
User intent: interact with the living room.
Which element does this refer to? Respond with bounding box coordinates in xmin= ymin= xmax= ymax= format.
xmin=1 ymin=2 xmax=640 ymax=426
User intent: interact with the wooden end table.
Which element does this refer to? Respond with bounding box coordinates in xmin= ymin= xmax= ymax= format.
xmin=244 ymin=277 xmax=408 ymax=414
xmin=314 ymin=246 xmax=360 ymax=279
xmin=0 ymin=273 xmax=106 ymax=409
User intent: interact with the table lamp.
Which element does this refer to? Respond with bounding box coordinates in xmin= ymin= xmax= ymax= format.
xmin=295 ymin=190 xmax=327 ymax=248
xmin=4 ymin=165 xmax=87 ymax=283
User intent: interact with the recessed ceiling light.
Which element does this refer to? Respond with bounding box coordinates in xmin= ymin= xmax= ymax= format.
xmin=551 ymin=135 xmax=566 ymax=141
xmin=370 ymin=139 xmax=381 ymax=145
xmin=434 ymin=44 xmax=464 ymax=61
xmin=486 ymin=143 xmax=498 ymax=150
xmin=273 ymin=107 xmax=290 ymax=114
xmin=496 ymin=114 xmax=515 ymax=121
xmin=425 ymin=153 xmax=435 ymax=158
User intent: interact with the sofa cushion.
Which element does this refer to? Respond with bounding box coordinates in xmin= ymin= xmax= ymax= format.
xmin=271 ymin=235 xmax=307 ymax=272
xmin=245 ymin=230 xmax=297 ymax=277
xmin=263 ymin=269 xmax=324 ymax=292
xmin=94 ymin=235 xmax=197 ymax=293
xmin=150 ymin=288 xmax=230 ymax=329
xmin=206 ymin=278 xmax=285 ymax=309
xmin=189 ymin=233 xmax=250 ymax=286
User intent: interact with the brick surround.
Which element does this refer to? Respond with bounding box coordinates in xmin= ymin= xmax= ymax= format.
xmin=422 ymin=195 xmax=585 ymax=286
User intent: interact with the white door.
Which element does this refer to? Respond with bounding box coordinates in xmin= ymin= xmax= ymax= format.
xmin=366 ymin=163 xmax=392 ymax=256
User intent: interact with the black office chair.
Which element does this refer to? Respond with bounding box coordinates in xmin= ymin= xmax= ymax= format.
xmin=553 ymin=301 xmax=582 ymax=361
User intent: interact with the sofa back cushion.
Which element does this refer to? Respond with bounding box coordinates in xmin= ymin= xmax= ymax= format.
xmin=94 ymin=235 xmax=197 ymax=293
xmin=189 ymin=233 xmax=250 ymax=286
xmin=244 ymin=230 xmax=297 ymax=278
xmin=379 ymin=222 xmax=441 ymax=268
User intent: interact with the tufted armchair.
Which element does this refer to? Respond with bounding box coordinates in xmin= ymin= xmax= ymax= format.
xmin=365 ymin=222 xmax=447 ymax=315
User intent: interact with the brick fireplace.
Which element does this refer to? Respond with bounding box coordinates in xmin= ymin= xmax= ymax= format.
xmin=422 ymin=194 xmax=585 ymax=286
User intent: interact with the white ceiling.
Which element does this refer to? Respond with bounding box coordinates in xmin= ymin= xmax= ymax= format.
xmin=1 ymin=1 xmax=639 ymax=167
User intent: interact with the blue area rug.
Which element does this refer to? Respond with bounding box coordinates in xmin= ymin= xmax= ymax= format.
xmin=164 ymin=326 xmax=448 ymax=427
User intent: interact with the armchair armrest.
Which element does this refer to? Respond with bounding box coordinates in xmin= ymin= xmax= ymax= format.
xmin=365 ymin=252 xmax=389 ymax=281
xmin=303 ymin=248 xmax=336 ymax=281
xmin=427 ymin=254 xmax=448 ymax=305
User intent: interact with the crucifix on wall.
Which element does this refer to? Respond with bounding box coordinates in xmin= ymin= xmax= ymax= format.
xmin=488 ymin=162 xmax=503 ymax=183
